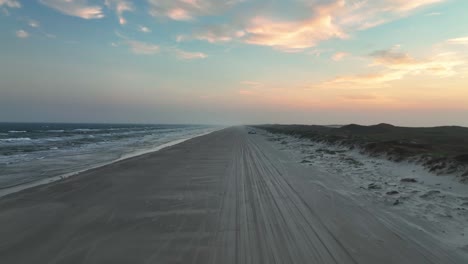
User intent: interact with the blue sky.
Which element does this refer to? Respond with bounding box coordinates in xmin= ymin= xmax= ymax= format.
xmin=1 ymin=0 xmax=468 ymax=125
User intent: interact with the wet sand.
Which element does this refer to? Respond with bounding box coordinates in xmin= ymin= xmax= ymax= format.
xmin=0 ymin=127 xmax=464 ymax=263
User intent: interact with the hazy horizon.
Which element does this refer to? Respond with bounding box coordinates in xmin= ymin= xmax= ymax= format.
xmin=1 ymin=0 xmax=468 ymax=126
xmin=2 ymin=117 xmax=468 ymax=128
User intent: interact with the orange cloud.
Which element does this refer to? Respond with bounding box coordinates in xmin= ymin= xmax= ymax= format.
xmin=167 ymin=8 xmax=193 ymax=21
xmin=325 ymin=71 xmax=406 ymax=87
xmin=323 ymin=47 xmax=466 ymax=88
xmin=447 ymin=37 xmax=468 ymax=45
xmin=332 ymin=52 xmax=349 ymax=61
xmin=372 ymin=48 xmax=465 ymax=77
xmin=243 ymin=14 xmax=347 ymax=52
xmin=185 ymin=0 xmax=447 ymax=52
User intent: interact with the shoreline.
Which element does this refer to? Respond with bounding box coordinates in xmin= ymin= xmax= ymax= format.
xmin=0 ymin=129 xmax=220 ymax=198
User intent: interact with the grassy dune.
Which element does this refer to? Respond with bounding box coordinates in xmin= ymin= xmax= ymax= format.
xmin=255 ymin=124 xmax=468 ymax=180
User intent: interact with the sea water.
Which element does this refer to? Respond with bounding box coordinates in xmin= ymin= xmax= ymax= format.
xmin=0 ymin=123 xmax=216 ymax=190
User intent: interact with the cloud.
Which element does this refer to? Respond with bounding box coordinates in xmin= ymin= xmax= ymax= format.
xmin=324 ymin=46 xmax=466 ymax=88
xmin=189 ymin=14 xmax=345 ymax=53
xmin=332 ymin=52 xmax=349 ymax=61
xmin=370 ymin=46 xmax=415 ymax=65
xmin=0 ymin=0 xmax=19 ymax=15
xmin=0 ymin=0 xmax=20 ymax=8
xmin=447 ymin=37 xmax=468 ymax=45
xmin=188 ymin=0 xmax=446 ymax=52
xmin=167 ymin=8 xmax=193 ymax=21
xmin=28 ymin=19 xmax=40 ymax=28
xmin=340 ymin=94 xmax=378 ymax=101
xmin=174 ymin=49 xmax=207 ymax=60
xmin=40 ymin=0 xmax=104 ymax=19
xmin=336 ymin=0 xmax=445 ymax=29
xmin=188 ymin=25 xmax=245 ymax=43
xmin=370 ymin=47 xmax=464 ymax=77
xmin=16 ymin=29 xmax=28 ymax=38
xmin=104 ymin=0 xmax=134 ymax=25
xmin=116 ymin=31 xmax=160 ymax=54
xmin=187 ymin=1 xmax=348 ymax=52
xmin=117 ymin=32 xmax=205 ymax=59
xmin=325 ymin=71 xmax=406 ymax=87
xmin=148 ymin=0 xmax=242 ymax=21
xmin=241 ymin=81 xmax=263 ymax=88
xmin=126 ymin=40 xmax=160 ymax=55
xmin=185 ymin=25 xmax=246 ymax=43
xmin=242 ymin=13 xmax=347 ymax=52
xmin=385 ymin=0 xmax=444 ymax=12
xmin=239 ymin=89 xmax=255 ymax=95
xmin=138 ymin=25 xmax=151 ymax=33
xmin=238 ymin=81 xmax=265 ymax=96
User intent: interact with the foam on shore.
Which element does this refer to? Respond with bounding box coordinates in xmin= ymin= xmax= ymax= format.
xmin=0 ymin=129 xmax=219 ymax=198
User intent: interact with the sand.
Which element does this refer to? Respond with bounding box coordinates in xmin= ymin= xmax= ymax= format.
xmin=260 ymin=128 xmax=468 ymax=255
xmin=0 ymin=127 xmax=465 ymax=263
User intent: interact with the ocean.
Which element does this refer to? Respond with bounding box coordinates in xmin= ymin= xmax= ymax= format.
xmin=0 ymin=123 xmax=217 ymax=191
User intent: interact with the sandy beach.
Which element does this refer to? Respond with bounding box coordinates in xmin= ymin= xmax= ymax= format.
xmin=0 ymin=127 xmax=465 ymax=264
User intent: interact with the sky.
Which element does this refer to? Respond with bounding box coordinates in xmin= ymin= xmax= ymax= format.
xmin=0 ymin=0 xmax=467 ymax=126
